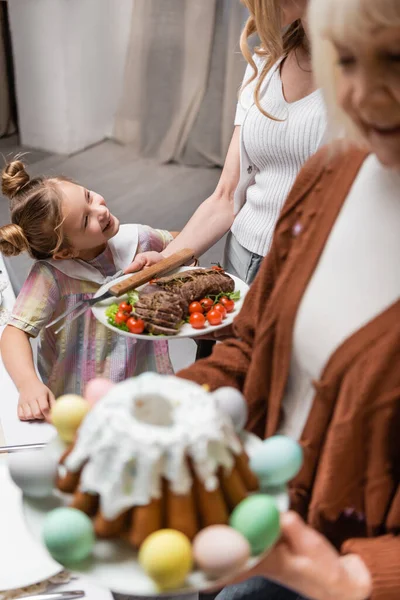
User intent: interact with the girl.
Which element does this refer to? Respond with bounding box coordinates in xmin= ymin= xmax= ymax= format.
xmin=179 ymin=0 xmax=400 ymax=598
xmin=0 ymin=160 xmax=175 ymax=421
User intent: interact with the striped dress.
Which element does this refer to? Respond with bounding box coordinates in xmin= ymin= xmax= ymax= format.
xmin=8 ymin=225 xmax=174 ymax=398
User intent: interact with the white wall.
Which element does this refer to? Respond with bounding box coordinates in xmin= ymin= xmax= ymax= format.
xmin=7 ymin=0 xmax=133 ymax=154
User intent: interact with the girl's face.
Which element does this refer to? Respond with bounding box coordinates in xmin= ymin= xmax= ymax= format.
xmin=55 ymin=181 xmax=120 ymax=260
xmin=280 ymin=0 xmax=308 ymax=27
xmin=334 ymin=25 xmax=400 ymax=168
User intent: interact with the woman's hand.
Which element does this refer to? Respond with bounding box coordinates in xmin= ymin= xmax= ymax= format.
xmin=225 ymin=512 xmax=372 ymax=600
xmin=17 ymin=380 xmax=55 ymax=421
xmin=123 ymin=251 xmax=165 ymax=274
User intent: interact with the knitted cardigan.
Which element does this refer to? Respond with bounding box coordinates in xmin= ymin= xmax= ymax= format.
xmin=178 ymin=145 xmax=400 ymax=600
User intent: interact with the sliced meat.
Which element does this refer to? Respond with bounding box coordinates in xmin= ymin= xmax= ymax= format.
xmin=134 ymin=290 xmax=185 ymax=335
xmin=135 ymin=290 xmax=187 ymax=316
xmin=145 ymin=322 xmax=180 ymax=336
xmin=134 ymin=307 xmax=181 ymax=325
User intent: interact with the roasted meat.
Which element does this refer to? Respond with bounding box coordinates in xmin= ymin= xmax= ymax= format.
xmin=134 ymin=290 xmax=186 ymax=336
xmin=134 ymin=269 xmax=235 ymax=336
xmin=152 ymin=268 xmax=235 ymax=304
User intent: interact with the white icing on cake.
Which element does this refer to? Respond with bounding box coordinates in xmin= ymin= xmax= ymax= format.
xmin=65 ymin=374 xmax=242 ymax=519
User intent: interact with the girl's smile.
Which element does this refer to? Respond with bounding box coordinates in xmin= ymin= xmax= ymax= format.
xmin=54 ymin=180 xmax=120 ymax=260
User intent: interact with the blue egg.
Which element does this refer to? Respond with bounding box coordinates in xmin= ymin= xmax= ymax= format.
xmin=249 ymin=435 xmax=303 ymax=487
xmin=43 ymin=507 xmax=95 ymax=564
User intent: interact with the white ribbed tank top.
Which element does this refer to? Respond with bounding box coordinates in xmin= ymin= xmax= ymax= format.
xmin=231 ymin=63 xmax=326 ymax=257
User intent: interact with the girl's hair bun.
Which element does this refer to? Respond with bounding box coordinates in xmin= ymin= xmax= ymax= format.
xmin=0 ymin=223 xmax=30 ymax=256
xmin=1 ymin=160 xmax=30 ymax=199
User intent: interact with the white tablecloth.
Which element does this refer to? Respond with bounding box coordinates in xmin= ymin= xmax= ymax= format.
xmin=0 ymin=253 xmax=54 ymax=447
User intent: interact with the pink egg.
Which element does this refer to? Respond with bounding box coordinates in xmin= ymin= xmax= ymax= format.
xmin=84 ymin=378 xmax=115 ymax=406
xmin=193 ymin=525 xmax=250 ymax=580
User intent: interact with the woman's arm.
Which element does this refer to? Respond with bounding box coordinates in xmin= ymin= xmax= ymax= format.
xmin=1 ymin=325 xmax=55 ymax=420
xmin=162 ymin=126 xmax=241 ymax=258
xmin=124 ymin=127 xmax=241 ymax=273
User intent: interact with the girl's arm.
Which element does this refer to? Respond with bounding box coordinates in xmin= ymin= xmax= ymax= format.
xmin=1 ymin=325 xmax=55 ymax=421
xmin=124 ymin=126 xmax=241 ymax=272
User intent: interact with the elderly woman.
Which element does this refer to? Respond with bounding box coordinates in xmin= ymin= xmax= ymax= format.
xmin=178 ymin=0 xmax=400 ymax=598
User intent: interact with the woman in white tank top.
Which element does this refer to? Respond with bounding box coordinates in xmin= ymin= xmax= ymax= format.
xmin=126 ymin=0 xmax=326 ymax=287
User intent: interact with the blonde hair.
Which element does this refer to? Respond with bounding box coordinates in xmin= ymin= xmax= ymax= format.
xmin=309 ymin=0 xmax=400 ymax=144
xmin=240 ymin=0 xmax=307 ymax=119
xmin=0 ymin=160 xmax=69 ymax=259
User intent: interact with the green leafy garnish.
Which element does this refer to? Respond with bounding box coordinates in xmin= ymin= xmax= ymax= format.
xmin=207 ymin=290 xmax=241 ymax=303
xmin=105 ymin=303 xmax=129 ymax=332
xmin=127 ymin=290 xmax=139 ymax=306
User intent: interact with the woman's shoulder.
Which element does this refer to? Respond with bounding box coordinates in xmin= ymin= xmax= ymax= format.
xmin=237 ymin=53 xmax=279 ymax=111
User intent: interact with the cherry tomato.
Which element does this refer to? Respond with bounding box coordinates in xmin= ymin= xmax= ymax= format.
xmin=214 ymin=303 xmax=227 ymax=319
xmin=189 ymin=301 xmax=204 ymax=314
xmin=220 ymin=296 xmax=235 ymax=313
xmin=207 ymin=308 xmax=223 ymax=326
xmin=126 ymin=317 xmax=145 ymax=334
xmin=115 ymin=310 xmax=129 ymax=325
xmin=200 ymin=297 xmax=214 ymax=312
xmin=118 ymin=301 xmax=132 ymax=314
xmin=189 ymin=312 xmax=206 ymax=329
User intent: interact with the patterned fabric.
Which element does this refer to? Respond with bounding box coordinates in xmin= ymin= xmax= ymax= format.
xmin=8 ymin=225 xmax=174 ymax=397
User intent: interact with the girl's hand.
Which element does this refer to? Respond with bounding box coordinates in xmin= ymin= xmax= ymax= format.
xmin=223 ymin=512 xmax=372 ymax=600
xmin=17 ymin=380 xmax=55 ymax=421
xmin=123 ymin=251 xmax=164 ymax=274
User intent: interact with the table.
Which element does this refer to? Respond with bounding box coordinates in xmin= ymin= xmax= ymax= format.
xmin=0 ymin=253 xmax=54 ymax=448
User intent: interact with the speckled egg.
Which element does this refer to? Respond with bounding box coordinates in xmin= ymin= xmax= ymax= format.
xmin=212 ymin=387 xmax=248 ymax=432
xmin=230 ymin=495 xmax=280 ymax=555
xmin=51 ymin=394 xmax=90 ymax=443
xmin=139 ymin=529 xmax=193 ymax=591
xmin=43 ymin=507 xmax=95 ymax=564
xmin=8 ymin=449 xmax=58 ymax=498
xmin=84 ymin=378 xmax=115 ymax=407
xmin=193 ymin=525 xmax=250 ymax=580
xmin=249 ymin=435 xmax=303 ymax=488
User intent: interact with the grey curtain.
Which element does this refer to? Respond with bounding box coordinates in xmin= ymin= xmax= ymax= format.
xmin=113 ymin=0 xmax=247 ymax=167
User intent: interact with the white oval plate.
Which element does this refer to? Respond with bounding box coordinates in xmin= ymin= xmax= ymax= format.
xmin=91 ymin=267 xmax=249 ymax=340
xmin=22 ymin=433 xmax=272 ymax=597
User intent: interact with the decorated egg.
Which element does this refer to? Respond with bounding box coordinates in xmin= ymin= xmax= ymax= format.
xmin=193 ymin=525 xmax=250 ymax=580
xmin=230 ymin=494 xmax=280 ymax=555
xmin=51 ymin=394 xmax=90 ymax=443
xmin=249 ymin=435 xmax=303 ymax=487
xmin=139 ymin=529 xmax=193 ymax=590
xmin=43 ymin=507 xmax=94 ymax=564
xmin=8 ymin=449 xmax=58 ymax=498
xmin=212 ymin=387 xmax=248 ymax=432
xmin=84 ymin=378 xmax=115 ymax=407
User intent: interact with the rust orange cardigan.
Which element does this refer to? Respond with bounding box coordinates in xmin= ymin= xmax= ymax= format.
xmin=178 ymin=146 xmax=400 ymax=600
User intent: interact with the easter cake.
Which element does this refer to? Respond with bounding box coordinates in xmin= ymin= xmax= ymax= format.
xmin=55 ymin=374 xmax=259 ymax=547
xmin=12 ymin=375 xmax=305 ymax=592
